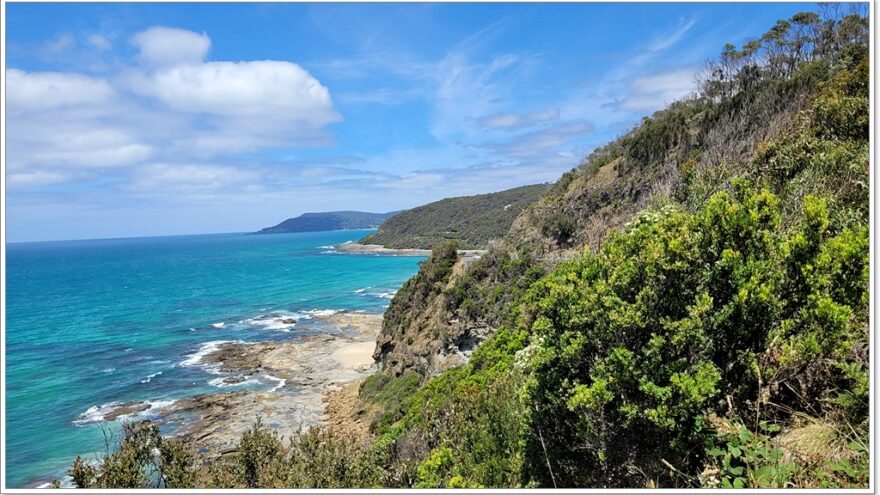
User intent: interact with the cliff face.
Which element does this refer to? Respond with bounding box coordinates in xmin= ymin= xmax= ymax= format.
xmin=373 ymin=242 xmax=490 ymax=376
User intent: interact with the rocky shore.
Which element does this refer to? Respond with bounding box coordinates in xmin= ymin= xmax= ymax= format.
xmin=334 ymin=242 xmax=433 ymax=256
xmin=335 ymin=242 xmax=485 ymax=259
xmin=90 ymin=311 xmax=383 ymax=460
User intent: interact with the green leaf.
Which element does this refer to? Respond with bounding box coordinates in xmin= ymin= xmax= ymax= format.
xmin=733 ymin=477 xmax=746 ymax=488
xmin=729 ymin=446 xmax=742 ymax=458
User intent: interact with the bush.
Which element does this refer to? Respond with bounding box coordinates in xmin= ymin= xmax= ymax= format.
xmin=69 ymin=420 xmax=196 ymax=489
xmin=518 ymin=184 xmax=867 ymax=487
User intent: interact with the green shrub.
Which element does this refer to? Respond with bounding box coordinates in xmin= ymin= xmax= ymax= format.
xmin=518 ymin=184 xmax=867 ymax=487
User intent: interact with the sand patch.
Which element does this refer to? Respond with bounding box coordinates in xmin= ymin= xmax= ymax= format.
xmin=331 ymin=341 xmax=375 ymax=368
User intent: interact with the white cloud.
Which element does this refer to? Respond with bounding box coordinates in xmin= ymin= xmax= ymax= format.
xmin=6 ymin=26 xmax=341 ymax=190
xmin=478 ymin=109 xmax=559 ymax=130
xmin=13 ymin=126 xmax=153 ymax=168
xmin=492 ymin=121 xmax=595 ymax=157
xmin=87 ymin=34 xmax=112 ymax=51
xmin=42 ymin=34 xmax=75 ymax=55
xmin=6 ymin=69 xmax=152 ymax=173
xmin=384 ymin=173 xmax=445 ymax=190
xmin=130 ymin=163 xmax=260 ymax=194
xmin=7 ymin=170 xmax=71 ymax=187
xmin=429 ymin=51 xmax=527 ymax=143
xmin=6 ymin=69 xmax=115 ymax=111
xmin=650 ymin=18 xmax=696 ymax=52
xmin=617 ymin=68 xmax=697 ymax=111
xmin=130 ymin=26 xmax=211 ymax=67
xmin=133 ymin=61 xmax=337 ymax=121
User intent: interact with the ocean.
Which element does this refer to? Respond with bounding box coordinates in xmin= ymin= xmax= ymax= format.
xmin=4 ymin=230 xmax=424 ymax=487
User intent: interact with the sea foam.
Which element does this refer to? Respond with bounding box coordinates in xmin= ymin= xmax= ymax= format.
xmin=239 ymin=313 xmax=298 ymax=332
xmin=73 ymin=399 xmax=177 ymax=426
xmin=264 ymin=375 xmax=286 ymax=392
xmin=140 ymin=371 xmax=162 ymax=384
xmin=180 ymin=340 xmax=242 ymax=367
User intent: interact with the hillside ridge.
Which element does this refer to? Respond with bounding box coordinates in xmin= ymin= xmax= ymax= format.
xmin=359 ymin=184 xmax=551 ymax=250
xmin=254 ymin=211 xmax=397 ymax=234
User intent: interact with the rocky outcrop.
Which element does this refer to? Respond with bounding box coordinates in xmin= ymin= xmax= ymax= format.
xmin=373 ymin=242 xmax=492 ymax=377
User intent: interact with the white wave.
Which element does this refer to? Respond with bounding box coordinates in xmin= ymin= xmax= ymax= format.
xmin=180 ymin=340 xmax=241 ymax=367
xmin=302 ymin=309 xmax=340 ymax=317
xmin=264 ymin=375 xmax=286 ymax=392
xmin=354 ymin=287 xmax=397 ymax=299
xmin=73 ymin=402 xmax=122 ymax=426
xmin=101 ymin=367 xmax=115 ymax=373
xmin=211 ymin=322 xmax=225 ymax=329
xmin=140 ymin=371 xmax=162 ymax=384
xmin=143 ymin=399 xmax=177 ymax=412
xmin=208 ymin=376 xmax=259 ymax=388
xmin=239 ymin=313 xmax=298 ymax=332
xmin=72 ymin=399 xmax=177 ymax=426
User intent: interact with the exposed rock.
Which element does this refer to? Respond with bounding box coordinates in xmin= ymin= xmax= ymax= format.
xmin=116 ymin=311 xmax=385 ymax=459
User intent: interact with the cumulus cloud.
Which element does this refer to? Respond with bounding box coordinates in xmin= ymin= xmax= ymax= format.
xmin=6 ymin=69 xmax=152 ymax=173
xmin=6 ymin=69 xmax=115 ymax=111
xmin=132 ymin=61 xmax=337 ymax=121
xmin=130 ymin=26 xmax=211 ymax=67
xmin=6 ymin=26 xmax=341 ymax=193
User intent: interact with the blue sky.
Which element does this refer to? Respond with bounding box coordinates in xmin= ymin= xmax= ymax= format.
xmin=6 ymin=2 xmax=819 ymax=242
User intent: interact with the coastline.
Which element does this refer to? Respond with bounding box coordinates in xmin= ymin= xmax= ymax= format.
xmin=172 ymin=310 xmax=383 ymax=459
xmin=335 ymin=241 xmax=486 ymax=258
xmin=74 ymin=311 xmax=383 ymax=462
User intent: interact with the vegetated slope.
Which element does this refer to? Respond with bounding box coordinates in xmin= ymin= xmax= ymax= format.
xmin=372 ymin=9 xmax=870 ymax=380
xmin=363 ymin=9 xmax=869 ymax=489
xmin=66 ymin=9 xmax=869 ymax=490
xmin=359 ymin=184 xmax=551 ymax=250
xmin=254 ymin=211 xmax=397 ymax=234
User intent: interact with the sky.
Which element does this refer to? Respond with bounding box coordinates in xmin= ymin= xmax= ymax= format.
xmin=5 ymin=2 xmax=819 ymax=242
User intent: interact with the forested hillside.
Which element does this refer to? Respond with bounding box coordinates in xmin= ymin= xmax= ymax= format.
xmin=255 ymin=211 xmax=396 ymax=234
xmin=359 ymin=184 xmax=551 ymax=249
xmin=67 ymin=8 xmax=870 ymax=489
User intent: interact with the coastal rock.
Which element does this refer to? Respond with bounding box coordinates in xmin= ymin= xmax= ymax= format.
xmin=162 ymin=311 xmax=383 ymax=458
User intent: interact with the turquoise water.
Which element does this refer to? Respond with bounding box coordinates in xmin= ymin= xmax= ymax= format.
xmin=5 ymin=230 xmax=424 ymax=487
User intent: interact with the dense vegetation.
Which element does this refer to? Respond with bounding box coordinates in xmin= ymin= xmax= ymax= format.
xmin=67 ymin=8 xmax=869 ymax=489
xmin=360 ymin=184 xmax=551 ymax=249
xmin=254 ymin=211 xmax=396 ymax=234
